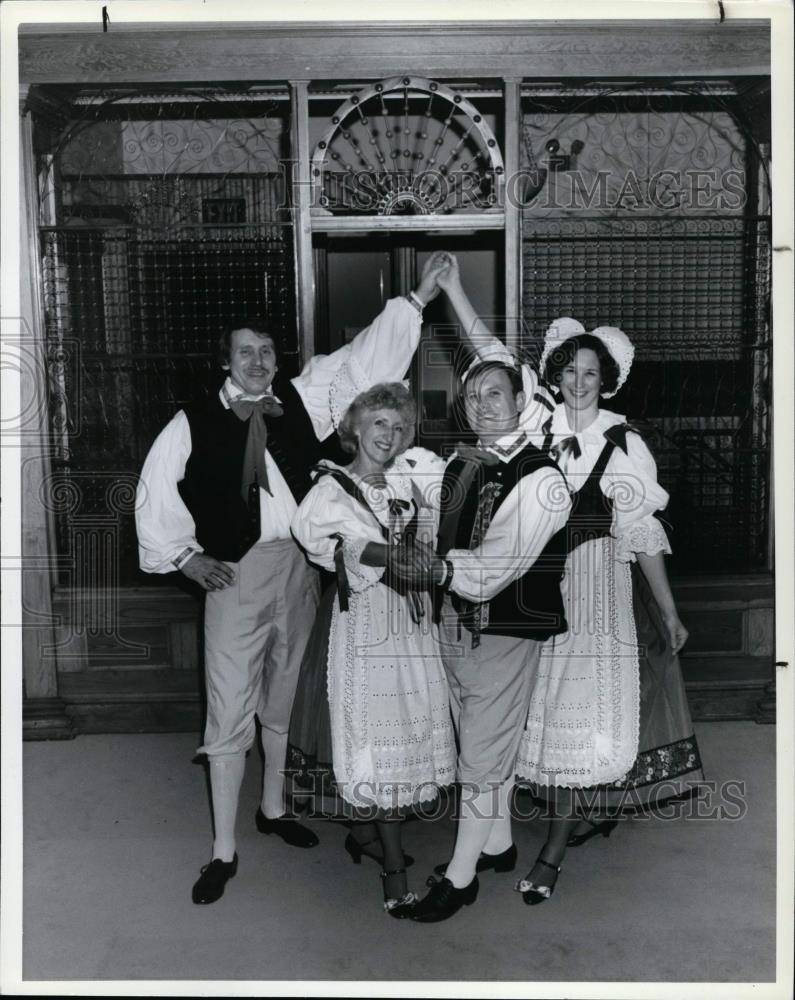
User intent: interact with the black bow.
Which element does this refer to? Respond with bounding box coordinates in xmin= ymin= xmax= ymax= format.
xmin=387 ymin=498 xmax=411 ymax=516
xmin=550 ymin=435 xmax=581 ymax=462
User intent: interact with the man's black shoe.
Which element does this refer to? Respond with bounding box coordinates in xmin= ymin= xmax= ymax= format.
xmin=410 ymin=875 xmax=479 ymax=922
xmin=434 ymin=842 xmax=517 ymax=878
xmin=192 ymin=853 xmax=238 ymax=905
xmin=255 ymin=808 xmax=319 ymax=848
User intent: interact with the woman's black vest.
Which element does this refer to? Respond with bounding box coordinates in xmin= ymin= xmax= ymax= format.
xmin=178 ymin=376 xmax=325 ymax=562
xmin=437 ymin=443 xmax=568 ymax=642
xmin=541 ymin=421 xmax=646 ymax=558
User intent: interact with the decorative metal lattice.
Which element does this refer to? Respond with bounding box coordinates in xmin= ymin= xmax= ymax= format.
xmin=520 ymin=215 xmax=770 ymax=572
xmin=37 ymin=94 xmax=296 ymax=586
xmin=42 ymin=221 xmax=295 ymax=586
xmin=519 ymin=85 xmax=764 ymax=217
xmin=515 ymin=85 xmax=771 ymax=573
xmin=311 ymin=77 xmax=504 ymax=215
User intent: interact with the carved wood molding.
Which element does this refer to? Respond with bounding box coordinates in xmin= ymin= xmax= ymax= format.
xmin=18 ymin=21 xmax=770 ymax=85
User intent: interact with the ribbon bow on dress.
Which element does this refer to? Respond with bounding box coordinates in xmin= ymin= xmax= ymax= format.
xmin=550 ymin=435 xmax=582 ymax=463
xmin=387 ymin=498 xmax=411 ymax=517
xmin=228 ymin=395 xmax=284 ymax=501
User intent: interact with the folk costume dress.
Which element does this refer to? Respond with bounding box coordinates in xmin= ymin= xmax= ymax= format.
xmin=516 ymin=404 xmax=703 ymax=805
xmin=290 ymin=449 xmax=456 ymax=813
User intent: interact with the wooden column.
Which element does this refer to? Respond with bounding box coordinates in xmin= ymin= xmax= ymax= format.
xmin=503 ymin=78 xmax=522 ymax=352
xmin=289 ymin=81 xmax=315 ymax=364
xmin=19 ymin=90 xmax=73 ymax=738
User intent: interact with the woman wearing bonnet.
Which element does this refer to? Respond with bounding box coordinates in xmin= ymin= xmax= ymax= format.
xmin=514 ymin=318 xmax=704 ymax=905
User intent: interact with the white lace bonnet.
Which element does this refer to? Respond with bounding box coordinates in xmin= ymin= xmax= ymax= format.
xmin=539 ymin=317 xmax=635 ymax=399
xmin=329 ymin=355 xmax=410 ymax=430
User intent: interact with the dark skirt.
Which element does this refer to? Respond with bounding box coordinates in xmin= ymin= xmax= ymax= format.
xmin=286 ymin=584 xmax=336 ymax=802
xmin=593 ymin=565 xmax=705 ymax=811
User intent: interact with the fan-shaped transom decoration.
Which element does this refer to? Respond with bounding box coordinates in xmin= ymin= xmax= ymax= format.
xmin=311 ymin=77 xmax=504 ymax=216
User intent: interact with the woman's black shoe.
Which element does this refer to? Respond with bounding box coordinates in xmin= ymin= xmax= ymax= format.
xmin=344 ymin=832 xmax=414 ymax=868
xmin=567 ymin=819 xmax=619 ymax=847
xmin=191 ymin=854 xmax=238 ymax=905
xmin=410 ymin=875 xmax=479 ymax=922
xmin=515 ymin=857 xmax=560 ymax=906
xmin=255 ymin=808 xmax=319 ymax=848
xmin=380 ymin=866 xmax=417 ymax=919
xmin=433 ymin=842 xmax=516 ymax=878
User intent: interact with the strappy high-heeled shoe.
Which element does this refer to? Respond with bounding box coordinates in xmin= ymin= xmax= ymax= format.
xmin=380 ymin=866 xmax=417 ymax=919
xmin=344 ymin=832 xmax=414 ymax=868
xmin=515 ymin=856 xmax=561 ymax=906
xmin=566 ymin=819 xmax=618 ymax=847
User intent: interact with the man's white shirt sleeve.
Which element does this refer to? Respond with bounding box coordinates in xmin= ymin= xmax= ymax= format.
xmin=136 ymin=410 xmax=203 ymax=573
xmin=446 ymin=466 xmax=571 ymax=602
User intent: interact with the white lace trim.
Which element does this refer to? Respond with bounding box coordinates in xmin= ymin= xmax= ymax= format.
xmin=614 ymin=516 xmax=671 ymax=564
xmin=341 ymin=535 xmax=384 ymax=592
xmin=328 ymin=355 xmax=373 ymax=431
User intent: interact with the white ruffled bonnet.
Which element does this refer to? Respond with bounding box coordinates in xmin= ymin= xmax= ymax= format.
xmin=539 ymin=316 xmax=634 ymax=399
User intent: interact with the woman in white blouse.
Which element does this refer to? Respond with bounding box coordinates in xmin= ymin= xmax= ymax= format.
xmin=514 ymin=322 xmax=693 ymax=905
xmin=291 ymin=383 xmax=456 ymax=918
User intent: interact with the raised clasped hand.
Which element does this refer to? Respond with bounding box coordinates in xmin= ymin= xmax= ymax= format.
xmin=416 ymin=251 xmax=454 ymax=304
xmin=435 ymin=252 xmax=461 ymax=293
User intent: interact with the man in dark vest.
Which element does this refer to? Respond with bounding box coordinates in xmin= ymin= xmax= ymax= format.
xmin=136 ymin=253 xmax=448 ymax=905
xmin=406 ymin=257 xmax=572 ymax=922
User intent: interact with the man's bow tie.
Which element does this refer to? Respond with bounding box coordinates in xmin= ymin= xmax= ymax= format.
xmin=228 ymin=395 xmax=283 ymax=500
xmin=229 ymin=396 xmax=284 ymax=420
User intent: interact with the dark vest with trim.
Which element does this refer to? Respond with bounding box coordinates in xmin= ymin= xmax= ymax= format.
xmin=438 ymin=443 xmax=568 ymax=641
xmin=178 ymin=376 xmax=327 ymax=562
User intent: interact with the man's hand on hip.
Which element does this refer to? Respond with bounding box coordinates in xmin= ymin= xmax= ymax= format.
xmin=180 ymin=553 xmax=236 ymax=591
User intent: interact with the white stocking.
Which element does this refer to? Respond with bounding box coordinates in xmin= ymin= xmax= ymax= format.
xmin=482 ymin=777 xmax=515 ymax=855
xmin=209 ymin=752 xmax=246 ymax=862
xmin=260 ymin=728 xmax=288 ymax=819
xmin=444 ymin=784 xmax=499 ymax=889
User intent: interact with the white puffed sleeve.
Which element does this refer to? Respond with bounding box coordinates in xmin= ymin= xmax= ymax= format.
xmin=136 ymin=411 xmax=203 ymax=574
xmin=604 ymin=431 xmax=672 ymax=563
xmin=291 ymin=476 xmax=386 ymax=593
xmin=290 ymin=297 xmax=421 ymax=441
